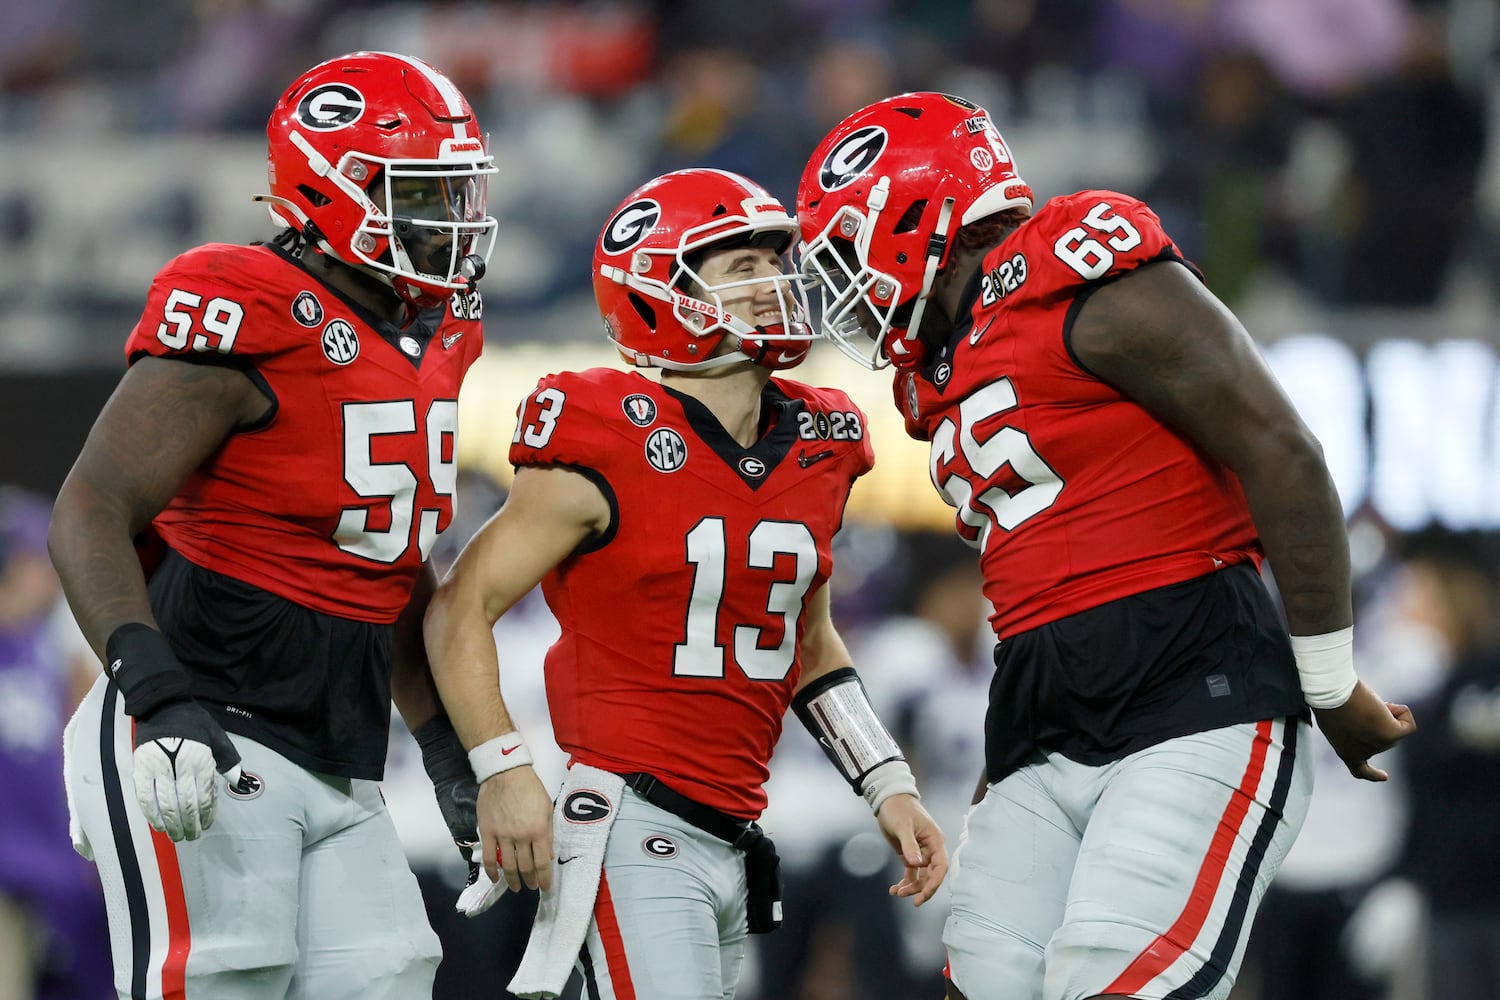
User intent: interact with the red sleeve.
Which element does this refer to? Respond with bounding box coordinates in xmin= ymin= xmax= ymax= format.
xmin=125 ymin=244 xmax=294 ymax=368
xmin=1029 ymin=189 xmax=1200 ymax=293
xmin=508 ymin=370 xmax=614 ymax=471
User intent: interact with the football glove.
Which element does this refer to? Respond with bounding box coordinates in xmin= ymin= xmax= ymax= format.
xmin=107 ymin=623 xmax=242 ymax=842
xmin=415 ymin=713 xmax=501 ymax=914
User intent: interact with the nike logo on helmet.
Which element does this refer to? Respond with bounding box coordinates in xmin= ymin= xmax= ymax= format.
xmin=443 ymin=331 xmax=464 ymax=350
xmin=798 ymin=450 xmax=835 ymax=469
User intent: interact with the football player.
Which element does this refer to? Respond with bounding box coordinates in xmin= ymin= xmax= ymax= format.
xmin=423 ymin=167 xmax=946 ymax=1000
xmin=795 ymin=92 xmax=1417 ymax=1000
xmin=51 ymin=51 xmax=496 ymax=999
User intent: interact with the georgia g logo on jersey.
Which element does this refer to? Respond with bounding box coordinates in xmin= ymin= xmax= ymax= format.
xmin=296 ymin=83 xmax=365 ymax=131
xmin=601 ymin=199 xmax=661 ymax=255
xmin=820 ymin=126 xmax=887 ymax=191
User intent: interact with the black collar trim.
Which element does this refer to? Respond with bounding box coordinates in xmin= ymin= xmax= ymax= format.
xmin=661 ymin=381 xmax=805 ymax=490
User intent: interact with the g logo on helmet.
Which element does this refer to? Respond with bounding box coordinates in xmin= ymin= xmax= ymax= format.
xmin=819 ymin=126 xmax=888 ymax=191
xmin=296 ymin=83 xmax=365 ymax=131
xmin=601 ymin=199 xmax=661 ymax=255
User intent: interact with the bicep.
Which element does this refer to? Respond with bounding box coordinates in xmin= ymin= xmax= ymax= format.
xmin=61 ymin=357 xmax=270 ymax=532
xmin=438 ymin=464 xmax=610 ymax=623
xmin=1068 ymin=262 xmax=1318 ymax=471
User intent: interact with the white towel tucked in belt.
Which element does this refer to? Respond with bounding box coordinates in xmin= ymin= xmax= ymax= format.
xmin=508 ymin=764 xmax=625 ymax=999
xmin=62 ymin=702 xmax=94 ymax=861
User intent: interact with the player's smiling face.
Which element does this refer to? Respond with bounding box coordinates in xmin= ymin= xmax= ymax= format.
xmin=693 ymin=246 xmax=795 ymax=331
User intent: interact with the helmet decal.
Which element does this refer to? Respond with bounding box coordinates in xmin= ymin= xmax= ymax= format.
xmin=818 ymin=125 xmax=887 ymax=191
xmin=971 ymin=147 xmax=995 ymax=171
xmin=295 ymin=84 xmax=366 ymax=131
xmin=601 ymin=199 xmax=661 ymax=255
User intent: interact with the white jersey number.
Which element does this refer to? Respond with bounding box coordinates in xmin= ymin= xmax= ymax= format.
xmin=514 ymin=387 xmax=566 ymax=448
xmin=1053 ymin=201 xmax=1142 ymax=280
xmin=336 ymin=399 xmax=457 ymax=563
xmin=931 ymin=378 xmax=1064 ymax=546
xmin=674 ymin=518 xmax=818 ymax=681
xmin=155 ymin=289 xmax=244 ymax=353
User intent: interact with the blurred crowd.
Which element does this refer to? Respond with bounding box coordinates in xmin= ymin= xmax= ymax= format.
xmin=0 ymin=0 xmax=1497 ymax=364
xmin=3 ymin=0 xmax=1499 ymax=998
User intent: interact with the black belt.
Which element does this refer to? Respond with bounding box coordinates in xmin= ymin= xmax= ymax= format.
xmin=619 ymin=772 xmax=762 ymax=851
xmin=619 ymin=770 xmax=784 ymax=935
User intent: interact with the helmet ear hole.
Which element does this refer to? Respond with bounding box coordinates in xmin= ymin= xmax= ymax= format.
xmin=894 ymin=200 xmax=927 ymax=234
xmin=627 ymin=292 xmax=658 ymax=332
xmin=298 ymin=185 xmax=332 ymax=208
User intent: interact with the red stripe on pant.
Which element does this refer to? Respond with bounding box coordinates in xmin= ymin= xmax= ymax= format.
xmin=130 ymin=716 xmax=192 ymax=1000
xmin=1104 ymin=719 xmax=1274 ymax=995
xmin=148 ymin=821 xmax=192 ymax=998
xmin=593 ymin=870 xmax=637 ymax=1000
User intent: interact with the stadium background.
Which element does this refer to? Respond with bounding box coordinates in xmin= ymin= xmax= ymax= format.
xmin=1 ymin=1 xmax=1497 ymax=998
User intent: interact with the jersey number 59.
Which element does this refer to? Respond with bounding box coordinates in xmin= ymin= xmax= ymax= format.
xmin=336 ymin=400 xmax=457 ymax=563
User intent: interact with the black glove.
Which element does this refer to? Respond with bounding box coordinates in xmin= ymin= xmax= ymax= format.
xmin=107 ymin=623 xmax=242 ymax=841
xmin=414 ymin=713 xmax=482 ymax=875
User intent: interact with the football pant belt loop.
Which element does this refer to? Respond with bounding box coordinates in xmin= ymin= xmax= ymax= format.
xmin=619 ymin=772 xmax=783 ymax=934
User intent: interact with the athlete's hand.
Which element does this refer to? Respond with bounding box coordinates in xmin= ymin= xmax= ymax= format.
xmin=132 ymin=699 xmax=243 ymax=842
xmin=478 ymin=765 xmax=554 ymax=893
xmin=875 ymin=793 xmax=948 ymax=906
xmin=1312 ymin=680 xmax=1417 ymax=781
xmin=107 ymin=623 xmax=242 ymax=842
xmin=413 ymin=714 xmax=488 ymax=897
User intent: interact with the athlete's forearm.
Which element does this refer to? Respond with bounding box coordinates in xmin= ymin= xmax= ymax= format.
xmin=422 ymin=587 xmax=522 ymax=752
xmin=1235 ymin=442 xmax=1352 ymax=636
xmin=392 ymin=563 xmax=444 ymax=729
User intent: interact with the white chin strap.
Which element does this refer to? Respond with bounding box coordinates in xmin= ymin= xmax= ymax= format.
xmin=889 ymin=196 xmax=956 ymax=364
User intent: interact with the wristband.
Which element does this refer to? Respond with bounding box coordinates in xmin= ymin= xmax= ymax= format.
xmin=1290 ymin=627 xmax=1357 ymax=709
xmin=860 ymin=759 xmax=921 ymax=814
xmin=468 ymin=731 xmax=533 ymax=783
xmin=105 ymin=623 xmax=193 ymax=718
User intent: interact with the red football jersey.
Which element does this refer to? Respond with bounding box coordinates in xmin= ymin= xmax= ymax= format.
xmin=510 ymin=368 xmax=874 ymax=818
xmin=898 ymin=190 xmax=1262 ymax=638
xmin=125 ymin=242 xmax=484 ymax=623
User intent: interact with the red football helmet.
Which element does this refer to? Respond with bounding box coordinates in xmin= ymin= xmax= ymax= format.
xmin=594 ymin=169 xmax=814 ymax=372
xmin=261 ymin=51 xmax=498 ymax=308
xmin=797 ymin=92 xmax=1033 ymax=370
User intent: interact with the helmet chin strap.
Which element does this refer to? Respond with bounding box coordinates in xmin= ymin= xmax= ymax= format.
xmin=891 ymin=196 xmax=956 ymax=365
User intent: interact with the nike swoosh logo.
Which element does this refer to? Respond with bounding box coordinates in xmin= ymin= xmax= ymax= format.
xmin=443 ymin=331 xmax=464 ymax=349
xmin=557 ymin=855 xmax=580 ymax=865
xmin=969 ymin=317 xmax=994 ymax=346
xmin=797 ymin=450 xmax=835 ymax=468
xmin=500 ymin=744 xmax=521 ymax=756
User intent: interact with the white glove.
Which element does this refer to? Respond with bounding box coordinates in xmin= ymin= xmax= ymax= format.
xmin=1342 ymin=877 xmax=1424 ymax=980
xmin=456 ymin=861 xmax=508 ymax=917
xmin=132 ymin=736 xmax=242 ymax=842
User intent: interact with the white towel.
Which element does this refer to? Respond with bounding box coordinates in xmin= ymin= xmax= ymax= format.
xmin=61 ymin=701 xmax=94 ymax=861
xmin=508 ymin=764 xmax=625 ymax=999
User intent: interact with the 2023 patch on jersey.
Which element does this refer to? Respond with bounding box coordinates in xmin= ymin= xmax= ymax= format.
xmin=899 ymin=190 xmax=1262 ymax=638
xmin=510 ymin=368 xmax=873 ymax=818
xmin=125 ymin=241 xmax=484 ymax=624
